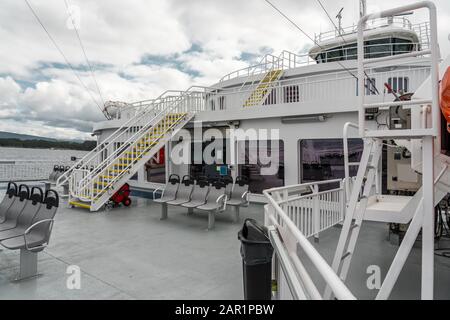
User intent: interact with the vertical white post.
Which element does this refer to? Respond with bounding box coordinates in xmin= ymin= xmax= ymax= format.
xmin=165 ymin=141 xmax=170 ymax=183
xmin=428 ymin=3 xmax=440 ymax=141
xmin=313 ymin=184 xmax=320 ymax=242
xmin=421 ymin=136 xmax=434 ymax=300
xmin=357 ymin=17 xmax=366 ymax=137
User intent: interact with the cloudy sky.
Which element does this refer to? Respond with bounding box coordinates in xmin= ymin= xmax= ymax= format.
xmin=0 ymin=0 xmax=449 ymax=140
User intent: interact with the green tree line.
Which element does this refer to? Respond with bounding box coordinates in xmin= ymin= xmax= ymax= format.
xmin=0 ymin=138 xmax=97 ymax=151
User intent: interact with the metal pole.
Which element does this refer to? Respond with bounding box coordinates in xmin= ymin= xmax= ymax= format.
xmin=421 ymin=136 xmax=434 ymax=299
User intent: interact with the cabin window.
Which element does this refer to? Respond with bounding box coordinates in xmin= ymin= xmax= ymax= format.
xmin=237 ymin=140 xmax=284 ymax=194
xmin=393 ymin=38 xmax=415 ymax=55
xmin=209 ymin=99 xmax=215 ymax=111
xmin=388 ymin=77 xmax=409 ymax=94
xmin=189 ymin=139 xmax=230 ymax=181
xmin=219 ymin=96 xmax=226 ymax=110
xmin=356 ymin=78 xmax=378 ymax=96
xmin=145 ymin=148 xmax=166 ymax=183
xmin=365 ymin=38 xmax=391 ymax=58
xmin=326 ymin=48 xmax=344 ymax=62
xmin=283 ymin=85 xmax=300 ymax=103
xmin=299 ymin=138 xmax=363 ymax=184
xmin=315 ymin=38 xmax=414 ymax=63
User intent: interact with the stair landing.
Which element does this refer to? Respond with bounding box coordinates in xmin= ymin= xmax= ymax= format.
xmin=362 ymin=195 xmax=414 ymax=224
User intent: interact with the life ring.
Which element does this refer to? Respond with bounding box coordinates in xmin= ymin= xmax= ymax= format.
xmin=441 ymin=67 xmax=450 ymax=133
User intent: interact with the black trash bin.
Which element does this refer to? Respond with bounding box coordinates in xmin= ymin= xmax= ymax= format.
xmin=238 ymin=218 xmax=274 ymax=300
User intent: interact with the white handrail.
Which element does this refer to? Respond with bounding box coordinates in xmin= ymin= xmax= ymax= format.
xmin=264 ymin=188 xmax=356 ymax=300
xmin=343 ymin=122 xmax=360 ymax=198
xmin=357 ymin=1 xmax=440 ymax=138
xmin=56 ymin=90 xmax=180 ymax=187
xmin=75 ymin=87 xmax=206 ymax=196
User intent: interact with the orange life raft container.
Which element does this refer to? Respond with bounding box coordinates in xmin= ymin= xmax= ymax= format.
xmin=441 ymin=67 xmax=450 ymax=133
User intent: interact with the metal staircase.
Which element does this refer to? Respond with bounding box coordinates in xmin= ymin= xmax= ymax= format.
xmin=324 ymin=2 xmax=443 ymax=300
xmin=57 ymin=87 xmax=208 ymax=211
xmin=243 ymin=69 xmax=283 ymax=107
xmin=262 ymin=2 xmax=448 ymax=300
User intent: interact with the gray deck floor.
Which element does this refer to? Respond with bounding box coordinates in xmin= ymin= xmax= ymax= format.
xmin=0 ymin=197 xmax=265 ymax=300
xmin=0 ymin=194 xmax=449 ymax=300
xmin=300 ymin=222 xmax=450 ymax=300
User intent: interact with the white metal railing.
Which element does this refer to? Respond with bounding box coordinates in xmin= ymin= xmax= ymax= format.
xmin=207 ymin=66 xmax=431 ymax=111
xmin=343 ymin=122 xmax=361 ymax=201
xmin=0 ymin=160 xmax=73 ymax=182
xmin=315 ymin=16 xmax=428 ymax=43
xmin=72 ymin=87 xmax=207 ymax=202
xmin=57 ymin=88 xmax=214 ymax=188
xmin=263 ymin=180 xmax=355 ymax=300
xmin=218 ymin=19 xmax=430 ymax=84
xmin=357 ymin=2 xmax=439 ymax=139
xmin=265 ymin=180 xmax=345 ymax=239
xmin=219 ymin=50 xmax=308 ymax=83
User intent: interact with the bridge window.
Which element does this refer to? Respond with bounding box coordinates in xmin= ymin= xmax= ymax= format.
xmin=315 ymin=37 xmax=414 ymax=63
xmin=283 ymin=85 xmax=300 ymax=103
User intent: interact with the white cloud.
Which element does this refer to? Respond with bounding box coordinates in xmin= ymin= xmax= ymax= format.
xmin=0 ymin=0 xmax=449 ymax=139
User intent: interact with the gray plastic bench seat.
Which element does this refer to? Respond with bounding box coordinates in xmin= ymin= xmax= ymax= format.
xmin=181 ymin=179 xmax=209 ymax=209
xmin=1 ymin=233 xmax=45 ymax=251
xmin=0 ymin=189 xmax=58 ymax=281
xmin=0 ymin=183 xmax=17 ymax=222
xmin=224 ymin=177 xmax=250 ymax=222
xmin=0 ymin=187 xmax=43 ymax=241
xmin=182 ymin=200 xmax=206 ymax=209
xmin=154 ymin=174 xmax=180 ymax=204
xmin=0 ymin=185 xmax=30 ymax=232
xmin=166 ymin=176 xmax=194 ymax=206
xmin=196 ymin=181 xmax=227 ymax=230
xmin=227 ymin=179 xmax=249 ymax=206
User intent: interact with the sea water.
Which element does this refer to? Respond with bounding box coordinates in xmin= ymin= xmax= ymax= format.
xmin=0 ymin=147 xmax=88 ymax=188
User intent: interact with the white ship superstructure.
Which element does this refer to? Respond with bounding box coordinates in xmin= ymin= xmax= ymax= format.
xmin=29 ymin=0 xmax=448 ymax=300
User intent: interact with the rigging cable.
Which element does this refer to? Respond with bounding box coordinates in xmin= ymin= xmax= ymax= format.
xmin=315 ymin=0 xmax=379 ymax=94
xmin=264 ymin=0 xmax=377 ymax=94
xmin=63 ymin=0 xmax=106 ymax=110
xmin=24 ymin=0 xmax=106 ymax=117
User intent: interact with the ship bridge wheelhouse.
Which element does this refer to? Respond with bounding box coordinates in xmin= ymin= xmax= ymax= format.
xmin=309 ymin=17 xmax=426 ymax=64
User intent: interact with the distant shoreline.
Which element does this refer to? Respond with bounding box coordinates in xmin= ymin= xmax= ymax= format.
xmin=0 ymin=138 xmax=96 ymax=151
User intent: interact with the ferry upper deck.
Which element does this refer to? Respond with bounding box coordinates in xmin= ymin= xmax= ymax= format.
xmin=0 ymin=0 xmax=450 ymax=302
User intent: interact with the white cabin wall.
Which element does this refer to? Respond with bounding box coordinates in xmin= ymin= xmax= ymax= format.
xmin=238 ymin=112 xmax=359 ymax=185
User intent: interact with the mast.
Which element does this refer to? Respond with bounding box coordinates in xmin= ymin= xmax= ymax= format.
xmin=359 ymin=0 xmax=367 ymax=29
xmin=359 ymin=0 xmax=367 ymax=18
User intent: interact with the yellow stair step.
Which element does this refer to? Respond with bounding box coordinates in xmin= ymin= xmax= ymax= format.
xmin=69 ymin=201 xmax=91 ymax=209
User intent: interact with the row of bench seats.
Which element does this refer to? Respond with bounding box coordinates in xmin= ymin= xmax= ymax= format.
xmin=0 ymin=182 xmax=59 ymax=281
xmin=153 ymin=175 xmax=250 ymax=230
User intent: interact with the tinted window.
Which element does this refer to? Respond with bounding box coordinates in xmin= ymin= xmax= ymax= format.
xmin=238 ymin=140 xmax=284 ymax=194
xmin=300 ymin=139 xmax=363 ymax=183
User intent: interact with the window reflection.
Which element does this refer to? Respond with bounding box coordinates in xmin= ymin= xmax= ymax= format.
xmin=300 ymin=139 xmax=363 ymax=183
xmin=238 ymin=140 xmax=284 ymax=194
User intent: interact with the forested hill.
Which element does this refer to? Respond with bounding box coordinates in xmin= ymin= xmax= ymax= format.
xmin=0 ymin=132 xmax=96 ymax=151
xmin=0 ymin=138 xmax=96 ymax=151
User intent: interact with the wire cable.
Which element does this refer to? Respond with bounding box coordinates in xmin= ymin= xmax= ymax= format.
xmin=315 ymin=0 xmax=379 ymax=94
xmin=264 ymin=0 xmax=377 ymax=94
xmin=24 ymin=0 xmax=105 ymax=117
xmin=63 ymin=0 xmax=106 ymax=109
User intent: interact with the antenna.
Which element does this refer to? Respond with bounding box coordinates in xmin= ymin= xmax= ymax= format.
xmin=359 ymin=0 xmax=367 ymax=30
xmin=359 ymin=0 xmax=367 ymax=18
xmin=336 ymin=7 xmax=344 ymax=35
